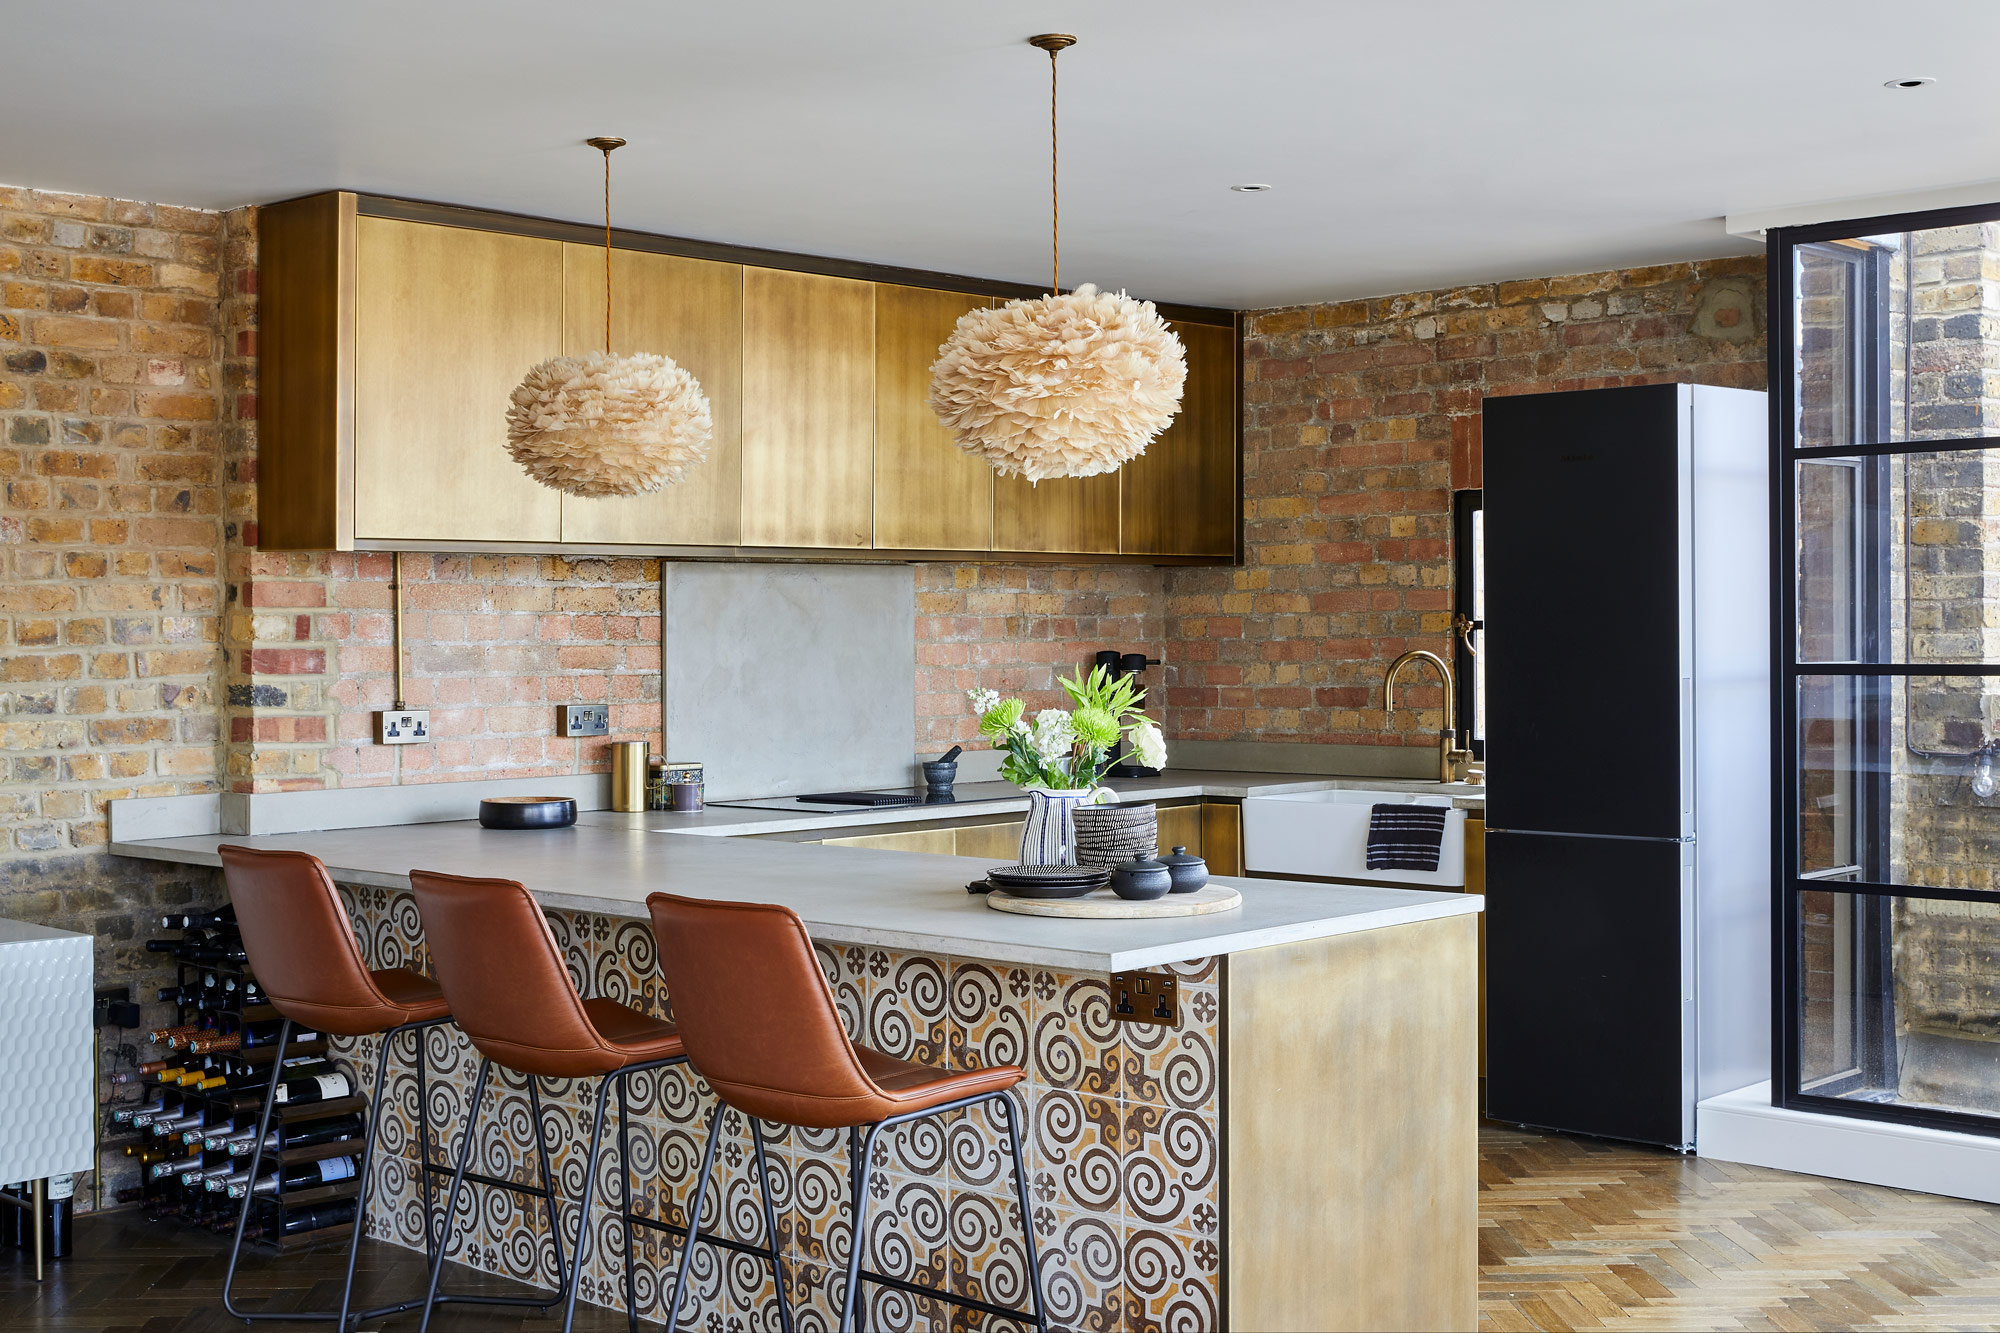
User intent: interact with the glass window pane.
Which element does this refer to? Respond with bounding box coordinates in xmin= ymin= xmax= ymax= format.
xmin=1797 ymin=889 xmax=2000 ymax=1119
xmin=1794 ymin=222 xmax=2000 ymax=449
xmin=1795 ymin=448 xmax=2000 ymax=664
xmin=1798 ymin=675 xmax=2000 ymax=888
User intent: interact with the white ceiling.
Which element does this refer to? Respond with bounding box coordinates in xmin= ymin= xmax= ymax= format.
xmin=6 ymin=2 xmax=1999 ymax=309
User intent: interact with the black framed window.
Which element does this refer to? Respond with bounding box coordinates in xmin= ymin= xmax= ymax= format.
xmin=1452 ymin=489 xmax=1484 ymax=760
xmin=1774 ymin=204 xmax=2000 ymax=1134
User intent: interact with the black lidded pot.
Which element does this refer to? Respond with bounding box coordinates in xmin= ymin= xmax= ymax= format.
xmin=1159 ymin=846 xmax=1209 ymax=893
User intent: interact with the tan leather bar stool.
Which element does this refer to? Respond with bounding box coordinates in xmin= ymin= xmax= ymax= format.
xmin=409 ymin=870 xmax=687 ymax=1333
xmin=645 ymin=892 xmax=1048 ymax=1333
xmin=216 ymin=846 xmax=571 ymax=1330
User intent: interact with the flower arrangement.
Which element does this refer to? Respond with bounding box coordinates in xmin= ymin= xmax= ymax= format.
xmin=967 ymin=666 xmax=1167 ymax=792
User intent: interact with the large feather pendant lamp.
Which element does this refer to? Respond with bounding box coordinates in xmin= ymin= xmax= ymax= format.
xmin=505 ymin=137 xmax=713 ymax=498
xmin=928 ymin=35 xmax=1187 ymax=484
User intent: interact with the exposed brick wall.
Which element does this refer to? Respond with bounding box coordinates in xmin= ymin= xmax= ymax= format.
xmin=1161 ymin=257 xmax=1768 ymax=748
xmin=0 ymin=187 xmax=228 ymax=858
xmin=913 ymin=563 xmax=1166 ymax=752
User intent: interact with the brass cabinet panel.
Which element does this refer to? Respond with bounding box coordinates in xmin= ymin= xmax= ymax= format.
xmin=874 ymin=285 xmax=993 ymax=551
xmin=952 ymin=820 xmax=1026 ymax=862
xmin=1201 ymin=802 xmax=1244 ymax=876
xmin=352 ymin=218 xmax=564 ymax=543
xmin=741 ymin=268 xmax=875 ymax=547
xmin=993 ymin=472 xmax=1120 ymax=554
xmin=1121 ymin=321 xmax=1239 ymax=557
xmin=558 ymin=246 xmax=745 ymax=546
xmin=256 ymin=192 xmax=355 ymax=551
xmin=821 ymin=828 xmax=958 ymax=855
xmin=1155 ymin=803 xmax=1202 ymax=857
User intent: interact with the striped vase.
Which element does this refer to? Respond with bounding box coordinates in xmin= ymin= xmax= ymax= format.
xmin=1018 ymin=787 xmax=1119 ymax=866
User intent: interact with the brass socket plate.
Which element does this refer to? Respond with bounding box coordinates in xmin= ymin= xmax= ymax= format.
xmin=1109 ymin=970 xmax=1178 ymax=1027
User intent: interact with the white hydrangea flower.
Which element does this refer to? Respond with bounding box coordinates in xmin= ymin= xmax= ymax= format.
xmin=967 ymin=687 xmax=1000 ymax=715
xmin=1029 ymin=709 xmax=1075 ymax=765
xmin=1130 ymin=719 xmax=1167 ymax=771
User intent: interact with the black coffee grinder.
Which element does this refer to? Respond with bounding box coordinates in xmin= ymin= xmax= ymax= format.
xmin=1096 ymin=649 xmax=1163 ymax=777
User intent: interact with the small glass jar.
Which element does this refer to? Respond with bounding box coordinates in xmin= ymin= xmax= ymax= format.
xmin=645 ymin=758 xmax=670 ymax=811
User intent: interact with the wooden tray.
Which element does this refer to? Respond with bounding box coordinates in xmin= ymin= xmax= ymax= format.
xmin=985 ymin=884 xmax=1241 ymax=918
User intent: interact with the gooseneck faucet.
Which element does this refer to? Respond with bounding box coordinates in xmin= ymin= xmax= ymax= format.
xmin=1384 ymin=649 xmax=1473 ymax=783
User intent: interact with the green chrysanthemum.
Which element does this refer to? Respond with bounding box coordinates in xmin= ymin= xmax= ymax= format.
xmin=1070 ymin=704 xmax=1119 ymax=749
xmin=978 ymin=697 xmax=1025 ymax=742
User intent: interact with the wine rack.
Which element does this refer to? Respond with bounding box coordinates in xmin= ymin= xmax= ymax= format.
xmin=112 ymin=909 xmax=369 ymax=1249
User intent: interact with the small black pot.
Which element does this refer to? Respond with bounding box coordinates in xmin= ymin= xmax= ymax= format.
xmin=1160 ymin=846 xmax=1209 ymax=893
xmin=478 ymin=796 xmax=578 ymax=830
xmin=1109 ymin=856 xmax=1172 ymax=901
xmin=922 ymin=760 xmax=958 ymax=794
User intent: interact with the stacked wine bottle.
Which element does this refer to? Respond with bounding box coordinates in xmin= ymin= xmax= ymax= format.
xmin=108 ymin=906 xmax=365 ymax=1246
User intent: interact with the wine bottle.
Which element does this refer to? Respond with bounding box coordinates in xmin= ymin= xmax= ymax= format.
xmin=225 ymin=1155 xmax=359 ymax=1199
xmin=115 ymin=1096 xmax=168 ymax=1125
xmin=150 ymin=1156 xmax=207 ymax=1181
xmin=223 ymin=1114 xmax=363 ymax=1157
xmin=183 ymin=1032 xmax=242 ymax=1055
xmin=268 ymin=1198 xmax=357 ymax=1238
xmin=273 ymin=1066 xmax=351 ymax=1106
xmin=238 ymin=1018 xmax=308 ymax=1049
xmin=146 ymin=1024 xmax=199 ymax=1045
xmin=160 ymin=906 xmax=235 ymax=930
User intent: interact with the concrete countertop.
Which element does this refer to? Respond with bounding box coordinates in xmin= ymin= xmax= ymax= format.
xmin=598 ymin=769 xmax=1485 ymax=840
xmin=110 ymin=816 xmax=1481 ymax=973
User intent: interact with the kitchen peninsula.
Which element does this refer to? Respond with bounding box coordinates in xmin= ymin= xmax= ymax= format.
xmin=111 ymin=774 xmax=1480 ymax=1332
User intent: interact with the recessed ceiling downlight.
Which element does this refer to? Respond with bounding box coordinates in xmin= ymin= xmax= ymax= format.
xmin=1884 ymin=76 xmax=1936 ymax=89
xmin=1231 ymin=183 xmax=1273 ymax=193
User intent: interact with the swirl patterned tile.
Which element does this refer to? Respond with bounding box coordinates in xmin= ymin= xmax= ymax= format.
xmin=1120 ymin=1104 xmax=1218 ymax=1234
xmin=1031 ymin=1088 xmax=1128 ymax=1219
xmin=1031 ymin=971 xmax=1122 ymax=1100
xmin=1122 ymin=1224 xmax=1220 ymax=1333
xmin=1033 ymin=1207 xmax=1128 ymax=1333
xmin=1119 ymin=1018 xmax=1220 ymax=1116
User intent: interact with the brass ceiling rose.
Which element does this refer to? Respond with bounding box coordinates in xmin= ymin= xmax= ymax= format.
xmin=927 ymin=34 xmax=1186 ymax=484
xmin=504 ymin=136 xmax=713 ymax=499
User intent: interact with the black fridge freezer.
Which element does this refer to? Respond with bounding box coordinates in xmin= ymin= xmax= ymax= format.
xmin=1481 ymin=383 xmax=1770 ymax=1149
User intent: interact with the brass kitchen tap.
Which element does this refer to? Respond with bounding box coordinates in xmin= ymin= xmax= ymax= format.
xmin=1384 ymin=649 xmax=1473 ymax=783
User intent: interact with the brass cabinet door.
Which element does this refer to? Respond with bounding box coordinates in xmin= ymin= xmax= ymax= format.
xmin=1120 ymin=321 xmax=1238 ymax=557
xmin=352 ymin=217 xmax=564 ymax=543
xmin=558 ymin=246 xmax=745 ymax=547
xmin=874 ymin=285 xmax=993 ymax=552
xmin=741 ymin=268 xmax=875 ymax=547
xmin=1155 ymin=803 xmax=1203 ymax=857
xmin=993 ymin=472 xmax=1120 ymax=554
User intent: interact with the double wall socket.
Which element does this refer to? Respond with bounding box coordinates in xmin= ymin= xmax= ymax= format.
xmin=374 ymin=709 xmax=431 ymax=745
xmin=558 ymin=704 xmax=610 ymax=737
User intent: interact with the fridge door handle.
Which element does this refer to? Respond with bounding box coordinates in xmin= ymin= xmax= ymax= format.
xmin=1681 ymin=675 xmax=1694 ymax=818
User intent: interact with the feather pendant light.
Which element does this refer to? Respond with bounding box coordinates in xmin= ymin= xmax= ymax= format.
xmin=928 ymin=35 xmax=1187 ymax=483
xmin=505 ymin=138 xmax=713 ymax=498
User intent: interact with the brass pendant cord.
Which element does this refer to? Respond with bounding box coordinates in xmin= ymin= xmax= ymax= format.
xmin=1048 ymin=45 xmax=1059 ymax=296
xmin=586 ymin=136 xmax=628 ymax=352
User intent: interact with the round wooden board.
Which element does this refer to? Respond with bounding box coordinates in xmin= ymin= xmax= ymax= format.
xmin=984 ymin=884 xmax=1242 ymax=918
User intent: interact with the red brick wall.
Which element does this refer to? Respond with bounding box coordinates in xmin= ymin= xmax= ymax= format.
xmin=1161 ymin=258 xmax=1767 ymax=747
xmin=913 ymin=563 xmax=1166 ymax=752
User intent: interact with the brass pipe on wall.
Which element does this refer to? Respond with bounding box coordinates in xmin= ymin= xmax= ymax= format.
xmin=392 ymin=551 xmax=406 ymax=709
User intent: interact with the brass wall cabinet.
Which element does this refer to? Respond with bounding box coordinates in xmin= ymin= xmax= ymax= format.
xmin=256 ymin=192 xmax=1241 ymax=564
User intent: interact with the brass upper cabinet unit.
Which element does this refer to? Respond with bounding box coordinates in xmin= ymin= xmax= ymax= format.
xmin=559 ymin=246 xmax=745 ymax=547
xmin=873 ymin=285 xmax=995 ymax=552
xmin=740 ymin=268 xmax=876 ymax=548
xmin=254 ymin=192 xmax=1240 ymax=563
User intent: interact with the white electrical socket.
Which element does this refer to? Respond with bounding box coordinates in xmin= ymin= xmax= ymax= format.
xmin=374 ymin=709 xmax=431 ymax=745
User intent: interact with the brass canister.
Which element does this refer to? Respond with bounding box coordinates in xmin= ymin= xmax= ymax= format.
xmin=609 ymin=740 xmax=648 ymax=813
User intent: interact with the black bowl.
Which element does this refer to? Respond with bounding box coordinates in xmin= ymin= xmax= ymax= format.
xmin=478 ymin=796 xmax=577 ymax=829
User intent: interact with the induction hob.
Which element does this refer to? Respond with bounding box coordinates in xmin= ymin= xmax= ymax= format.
xmin=706 ymin=788 xmax=965 ymax=812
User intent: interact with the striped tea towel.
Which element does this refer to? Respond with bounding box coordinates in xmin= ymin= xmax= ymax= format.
xmin=1365 ymin=803 xmax=1447 ymax=872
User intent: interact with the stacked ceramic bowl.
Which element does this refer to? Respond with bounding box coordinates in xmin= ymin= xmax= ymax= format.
xmin=1072 ymin=803 xmax=1158 ymax=869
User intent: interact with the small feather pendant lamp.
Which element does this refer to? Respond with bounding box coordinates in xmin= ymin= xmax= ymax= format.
xmin=505 ymin=137 xmax=713 ymax=499
xmin=928 ymin=35 xmax=1187 ymax=484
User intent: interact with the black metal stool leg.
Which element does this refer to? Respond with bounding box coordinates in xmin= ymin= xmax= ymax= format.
xmin=527 ymin=1074 xmax=568 ymax=1308
xmin=667 ymin=1102 xmax=726 ymax=1332
xmin=838 ymin=1121 xmax=883 ymax=1333
xmin=333 ymin=1030 xmax=395 ymax=1331
xmin=221 ymin=1016 xmax=292 ymax=1320
xmin=998 ymin=1093 xmax=1049 ymax=1333
xmin=414 ymin=1023 xmax=437 ymax=1263
xmin=559 ymin=1074 xmax=615 ymax=1333
xmin=419 ymin=1055 xmax=489 ymax=1333
xmin=617 ymin=1071 xmax=637 ymax=1333
xmin=749 ymin=1118 xmax=793 ymax=1333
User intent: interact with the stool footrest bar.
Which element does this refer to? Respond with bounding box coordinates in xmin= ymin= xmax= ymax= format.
xmin=857 ymin=1266 xmax=1041 ymax=1325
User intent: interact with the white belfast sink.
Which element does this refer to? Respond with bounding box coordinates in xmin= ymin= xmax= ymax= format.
xmin=1241 ymin=788 xmax=1467 ymax=888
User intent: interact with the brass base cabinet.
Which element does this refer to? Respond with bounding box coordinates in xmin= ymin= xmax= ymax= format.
xmin=256 ymin=192 xmax=1242 ymax=563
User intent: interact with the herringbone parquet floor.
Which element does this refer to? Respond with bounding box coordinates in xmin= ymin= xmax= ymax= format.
xmin=1479 ymin=1125 xmax=2000 ymax=1332
xmin=7 ymin=1126 xmax=2000 ymax=1331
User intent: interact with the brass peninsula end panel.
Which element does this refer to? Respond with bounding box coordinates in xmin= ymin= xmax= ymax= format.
xmin=559 ymin=245 xmax=746 ymax=547
xmin=1225 ymin=913 xmax=1479 ymax=1332
xmin=256 ymin=192 xmax=355 ymax=551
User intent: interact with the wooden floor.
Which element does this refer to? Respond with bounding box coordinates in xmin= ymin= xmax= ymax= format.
xmin=8 ymin=1125 xmax=2000 ymax=1331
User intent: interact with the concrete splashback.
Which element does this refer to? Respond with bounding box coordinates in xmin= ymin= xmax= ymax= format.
xmin=662 ymin=563 xmax=916 ymax=800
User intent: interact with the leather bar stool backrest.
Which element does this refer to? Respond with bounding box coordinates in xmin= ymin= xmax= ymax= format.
xmin=409 ymin=869 xmax=626 ymax=1079
xmin=646 ymin=892 xmax=890 ymax=1128
xmin=218 ymin=844 xmax=412 ymax=1037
